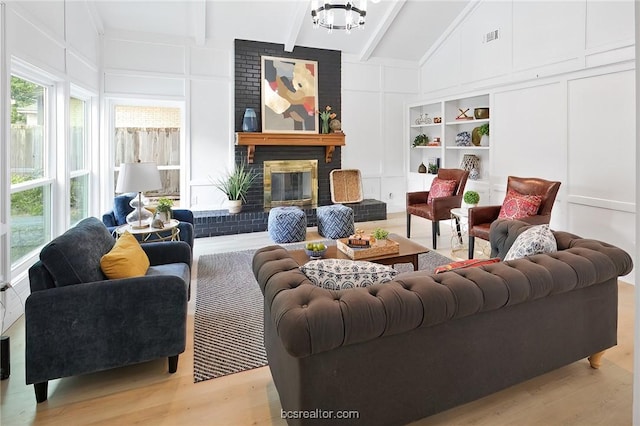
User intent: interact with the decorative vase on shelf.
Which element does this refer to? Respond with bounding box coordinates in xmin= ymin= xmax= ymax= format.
xmin=418 ymin=162 xmax=427 ymax=174
xmin=242 ymin=108 xmax=257 ymax=132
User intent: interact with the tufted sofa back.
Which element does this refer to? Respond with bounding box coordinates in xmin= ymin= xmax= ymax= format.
xmin=253 ymin=229 xmax=632 ymax=359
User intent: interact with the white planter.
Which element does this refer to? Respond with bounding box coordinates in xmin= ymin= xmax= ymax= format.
xmin=480 ymin=135 xmax=489 ymax=146
xmin=227 ymin=199 xmax=242 ymax=214
xmin=462 ymin=202 xmax=478 ymax=210
xmin=156 ymin=211 xmax=171 ymax=223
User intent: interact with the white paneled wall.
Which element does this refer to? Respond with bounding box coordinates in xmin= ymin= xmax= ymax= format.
xmin=417 ymin=0 xmax=635 ymax=283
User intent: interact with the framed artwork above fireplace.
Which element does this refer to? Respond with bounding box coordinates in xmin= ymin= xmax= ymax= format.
xmin=261 ymin=55 xmax=318 ymax=134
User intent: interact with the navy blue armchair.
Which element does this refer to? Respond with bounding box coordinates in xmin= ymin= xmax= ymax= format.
xmin=26 ymin=217 xmax=191 ymax=403
xmin=102 ymin=193 xmax=194 ymax=250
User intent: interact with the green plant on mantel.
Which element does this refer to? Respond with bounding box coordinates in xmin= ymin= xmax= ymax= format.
xmin=413 ymin=134 xmax=429 ymax=147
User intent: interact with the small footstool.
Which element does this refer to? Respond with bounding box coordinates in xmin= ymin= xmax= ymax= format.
xmin=317 ymin=204 xmax=355 ymax=239
xmin=268 ymin=207 xmax=307 ymax=243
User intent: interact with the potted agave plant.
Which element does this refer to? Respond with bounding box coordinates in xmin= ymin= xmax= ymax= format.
xmin=211 ymin=161 xmax=257 ymax=214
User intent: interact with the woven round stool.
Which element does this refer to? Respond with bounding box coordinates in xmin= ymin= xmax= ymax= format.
xmin=268 ymin=207 xmax=307 ymax=243
xmin=317 ymin=204 xmax=355 ymax=239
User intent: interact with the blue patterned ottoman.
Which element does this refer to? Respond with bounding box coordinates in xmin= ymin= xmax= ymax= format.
xmin=268 ymin=207 xmax=307 ymax=243
xmin=317 ymin=204 xmax=355 ymax=239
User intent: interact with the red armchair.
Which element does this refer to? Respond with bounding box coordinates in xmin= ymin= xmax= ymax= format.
xmin=468 ymin=176 xmax=561 ymax=259
xmin=406 ymin=169 xmax=469 ymax=249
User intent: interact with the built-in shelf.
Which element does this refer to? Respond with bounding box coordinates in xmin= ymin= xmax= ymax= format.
xmin=235 ymin=132 xmax=346 ymax=163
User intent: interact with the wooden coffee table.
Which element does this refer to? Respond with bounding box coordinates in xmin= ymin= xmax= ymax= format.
xmin=288 ymin=233 xmax=429 ymax=271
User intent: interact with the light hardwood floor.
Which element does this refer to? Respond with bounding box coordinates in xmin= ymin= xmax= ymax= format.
xmin=0 ymin=213 xmax=634 ymax=425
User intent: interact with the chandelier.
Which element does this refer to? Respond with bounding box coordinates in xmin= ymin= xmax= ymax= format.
xmin=311 ymin=1 xmax=368 ymax=34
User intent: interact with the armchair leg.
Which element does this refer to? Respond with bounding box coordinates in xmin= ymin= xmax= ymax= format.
xmin=34 ymin=381 xmax=48 ymax=403
xmin=406 ymin=214 xmax=411 ymax=238
xmin=432 ymin=221 xmax=438 ymax=249
xmin=468 ymin=236 xmax=475 ymax=260
xmin=168 ymin=355 xmax=179 ymax=373
xmin=436 ymin=221 xmax=440 ymax=236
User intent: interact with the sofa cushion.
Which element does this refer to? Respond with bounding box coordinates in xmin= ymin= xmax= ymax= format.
xmin=40 ymin=217 xmax=114 ymax=287
xmin=427 ymin=178 xmax=457 ymax=204
xmin=498 ymin=190 xmax=543 ymax=220
xmin=504 ymin=224 xmax=557 ymax=261
xmin=100 ymin=232 xmax=150 ymax=279
xmin=434 ymin=257 xmax=501 ymax=274
xmin=300 ymin=259 xmax=398 ymax=290
xmin=114 ymin=193 xmax=136 ymax=225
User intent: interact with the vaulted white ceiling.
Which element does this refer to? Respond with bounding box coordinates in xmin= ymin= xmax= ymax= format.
xmin=90 ymin=0 xmax=470 ymax=63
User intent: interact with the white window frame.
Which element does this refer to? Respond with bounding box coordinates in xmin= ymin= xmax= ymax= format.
xmin=69 ymin=86 xmax=93 ymax=226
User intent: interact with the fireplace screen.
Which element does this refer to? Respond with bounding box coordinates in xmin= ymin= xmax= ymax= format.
xmin=264 ymin=160 xmax=318 ymax=208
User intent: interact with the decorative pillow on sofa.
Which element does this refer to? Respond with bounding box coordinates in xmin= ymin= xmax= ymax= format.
xmin=427 ymin=178 xmax=457 ymax=204
xmin=113 ymin=193 xmax=136 ymax=225
xmin=300 ymin=259 xmax=398 ymax=290
xmin=498 ymin=190 xmax=543 ymax=220
xmin=100 ymin=231 xmax=150 ymax=279
xmin=504 ymin=224 xmax=557 ymax=261
xmin=434 ymin=257 xmax=501 ymax=274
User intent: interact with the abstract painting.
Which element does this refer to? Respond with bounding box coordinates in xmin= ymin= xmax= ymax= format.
xmin=261 ymin=55 xmax=318 ymax=133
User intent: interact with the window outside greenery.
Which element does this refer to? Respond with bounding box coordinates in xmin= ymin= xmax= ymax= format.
xmin=10 ymin=75 xmax=51 ymax=265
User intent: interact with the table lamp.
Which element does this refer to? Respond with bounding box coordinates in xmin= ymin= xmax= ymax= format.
xmin=115 ymin=162 xmax=162 ymax=229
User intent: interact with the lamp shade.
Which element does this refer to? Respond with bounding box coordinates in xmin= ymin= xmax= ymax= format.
xmin=115 ymin=162 xmax=162 ymax=194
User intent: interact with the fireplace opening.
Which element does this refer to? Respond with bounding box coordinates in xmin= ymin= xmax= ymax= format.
xmin=264 ymin=160 xmax=318 ymax=208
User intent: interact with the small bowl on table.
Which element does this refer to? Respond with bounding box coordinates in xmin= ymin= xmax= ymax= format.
xmin=305 ymin=247 xmax=328 ymax=260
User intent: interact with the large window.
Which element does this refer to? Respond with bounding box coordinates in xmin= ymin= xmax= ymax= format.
xmin=10 ymin=75 xmax=52 ymax=266
xmin=69 ymin=96 xmax=89 ymax=225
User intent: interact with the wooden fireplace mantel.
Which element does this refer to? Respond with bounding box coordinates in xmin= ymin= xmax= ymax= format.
xmin=235 ymin=132 xmax=345 ymax=163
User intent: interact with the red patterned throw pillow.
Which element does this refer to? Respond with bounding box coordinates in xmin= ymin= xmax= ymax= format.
xmin=427 ymin=178 xmax=457 ymax=204
xmin=434 ymin=257 xmax=501 ymax=274
xmin=498 ymin=190 xmax=543 ymax=220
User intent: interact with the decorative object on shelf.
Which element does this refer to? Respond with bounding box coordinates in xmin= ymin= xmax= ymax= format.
xmin=456 ymin=108 xmax=473 ymax=120
xmin=433 ymin=116 xmax=442 ymax=123
xmin=209 ymin=160 xmax=257 ymax=214
xmin=422 ymin=113 xmax=432 ymax=124
xmin=155 ymin=197 xmax=174 ymax=223
xmin=329 ymin=119 xmax=342 ymax=133
xmin=461 ymin=154 xmax=481 ymax=180
xmin=478 ymin=123 xmax=490 ymax=146
xmin=318 ymin=105 xmax=337 ymax=134
xmin=115 ymin=161 xmax=162 ymax=229
xmin=242 ymin=108 xmax=258 ymax=132
xmin=418 ymin=162 xmax=427 ymax=174
xmin=413 ymin=133 xmax=429 ymax=147
xmin=474 ymin=107 xmax=490 ymax=119
xmin=455 ymin=131 xmax=472 ymax=146
xmin=428 ymin=157 xmax=440 ymax=174
xmin=415 ymin=114 xmax=424 ymax=125
xmin=463 ymin=191 xmax=480 ymax=209
xmin=427 ymin=137 xmax=441 ymax=146
xmin=311 ymin=0 xmax=367 ymax=33
xmin=261 ymin=55 xmax=318 ymax=133
xmin=471 ymin=127 xmax=481 ymax=146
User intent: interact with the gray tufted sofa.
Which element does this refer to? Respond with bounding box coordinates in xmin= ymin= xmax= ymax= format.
xmin=252 ymin=219 xmax=633 ymax=426
xmin=25 ymin=217 xmax=191 ymax=403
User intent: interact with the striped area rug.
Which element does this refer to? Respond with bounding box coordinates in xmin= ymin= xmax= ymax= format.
xmin=193 ymin=242 xmax=452 ymax=383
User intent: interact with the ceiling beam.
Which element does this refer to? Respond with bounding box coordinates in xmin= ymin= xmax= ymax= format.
xmin=190 ymin=0 xmax=207 ymax=46
xmin=358 ymin=0 xmax=406 ymax=62
xmin=85 ymin=0 xmax=105 ymax=35
xmin=284 ymin=0 xmax=309 ymax=52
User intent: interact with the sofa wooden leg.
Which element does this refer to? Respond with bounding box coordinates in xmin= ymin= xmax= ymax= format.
xmin=588 ymin=350 xmax=606 ymax=369
xmin=168 ymin=355 xmax=179 ymax=373
xmin=432 ymin=221 xmax=438 ymax=249
xmin=406 ymin=214 xmax=411 ymax=238
xmin=468 ymin=237 xmax=475 ymax=260
xmin=34 ymin=381 xmax=48 ymax=403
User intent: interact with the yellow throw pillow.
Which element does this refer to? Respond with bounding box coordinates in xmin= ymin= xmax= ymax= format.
xmin=100 ymin=231 xmax=150 ymax=279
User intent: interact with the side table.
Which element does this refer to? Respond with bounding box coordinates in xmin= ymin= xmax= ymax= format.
xmin=116 ymin=219 xmax=180 ymax=243
xmin=449 ymin=208 xmax=468 ymax=258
